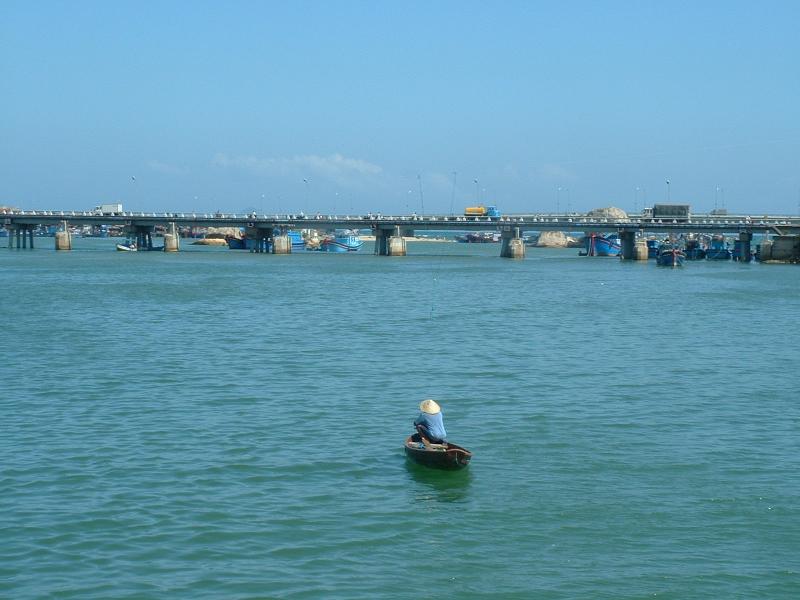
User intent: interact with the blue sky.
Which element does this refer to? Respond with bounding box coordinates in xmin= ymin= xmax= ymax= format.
xmin=2 ymin=0 xmax=799 ymax=215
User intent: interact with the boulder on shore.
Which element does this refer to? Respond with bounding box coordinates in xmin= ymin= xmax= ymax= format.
xmin=586 ymin=206 xmax=628 ymax=220
xmin=206 ymin=227 xmax=241 ymax=239
xmin=536 ymin=231 xmax=581 ymax=248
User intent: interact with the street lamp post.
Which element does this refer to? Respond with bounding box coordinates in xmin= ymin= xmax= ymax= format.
xmin=474 ymin=179 xmax=479 ymax=204
xmin=665 ymin=179 xmax=671 ymax=202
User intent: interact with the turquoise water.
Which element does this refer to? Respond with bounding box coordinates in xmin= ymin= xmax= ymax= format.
xmin=2 ymin=239 xmax=799 ymax=599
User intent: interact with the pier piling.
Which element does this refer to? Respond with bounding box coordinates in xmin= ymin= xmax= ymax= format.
xmin=54 ymin=228 xmax=72 ymax=251
xmin=500 ymin=227 xmax=525 ymax=259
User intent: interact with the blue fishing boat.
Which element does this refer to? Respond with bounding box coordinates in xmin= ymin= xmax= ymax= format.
xmin=580 ymin=233 xmax=621 ymax=256
xmin=657 ymin=244 xmax=685 ymax=267
xmin=227 ymin=230 xmax=305 ymax=251
xmin=684 ymin=238 xmax=706 ymax=260
xmin=646 ymin=239 xmax=659 ymax=259
xmin=706 ymin=235 xmax=732 ymax=260
xmin=320 ymin=230 xmax=363 ymax=252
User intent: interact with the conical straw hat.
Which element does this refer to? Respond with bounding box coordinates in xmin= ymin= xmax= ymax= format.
xmin=419 ymin=399 xmax=441 ymax=414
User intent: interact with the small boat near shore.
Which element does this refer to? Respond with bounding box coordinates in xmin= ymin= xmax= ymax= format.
xmin=404 ymin=433 xmax=472 ymax=469
xmin=116 ymin=242 xmax=137 ymax=251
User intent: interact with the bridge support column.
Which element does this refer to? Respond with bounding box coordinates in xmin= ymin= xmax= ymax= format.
xmin=164 ymin=222 xmax=180 ymax=252
xmin=254 ymin=227 xmax=273 ymax=253
xmin=735 ymin=231 xmax=753 ymax=262
xmin=21 ymin=226 xmax=27 ymax=249
xmin=500 ymin=227 xmax=525 ymax=259
xmin=386 ymin=226 xmax=407 ymax=256
xmin=374 ymin=228 xmax=390 ymax=255
xmin=28 ymin=227 xmax=35 ymax=249
xmin=620 ymin=231 xmax=635 ymax=259
xmin=272 ymin=233 xmax=291 ymax=254
xmin=55 ymin=222 xmax=72 ymax=251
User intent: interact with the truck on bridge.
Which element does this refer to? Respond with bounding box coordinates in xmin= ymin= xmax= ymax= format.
xmin=464 ymin=205 xmax=501 ymax=217
xmin=92 ymin=203 xmax=123 ymax=215
xmin=642 ymin=204 xmax=691 ymax=222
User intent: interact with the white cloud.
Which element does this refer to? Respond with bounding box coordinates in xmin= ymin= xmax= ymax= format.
xmin=212 ymin=152 xmax=384 ymax=186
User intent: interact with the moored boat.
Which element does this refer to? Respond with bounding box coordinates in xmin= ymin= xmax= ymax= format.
xmin=320 ymin=230 xmax=363 ymax=252
xmin=455 ymin=231 xmax=501 ymax=243
xmin=656 ymin=244 xmax=685 ymax=267
xmin=404 ymin=433 xmax=472 ymax=470
xmin=227 ymin=230 xmax=305 ymax=251
xmin=706 ymin=235 xmax=732 ymax=260
xmin=116 ymin=242 xmax=137 ymax=251
xmin=580 ymin=233 xmax=621 ymax=256
xmin=684 ymin=237 xmax=706 ymax=260
xmin=646 ymin=238 xmax=660 ymax=259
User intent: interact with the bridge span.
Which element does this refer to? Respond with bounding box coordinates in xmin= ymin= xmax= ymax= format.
xmin=4 ymin=209 xmax=800 ymax=259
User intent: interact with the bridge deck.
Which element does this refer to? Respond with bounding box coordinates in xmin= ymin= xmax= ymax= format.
xmin=3 ymin=210 xmax=800 ymax=235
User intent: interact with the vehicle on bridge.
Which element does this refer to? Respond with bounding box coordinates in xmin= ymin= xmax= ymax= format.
xmin=464 ymin=205 xmax=501 ymax=218
xmin=92 ymin=203 xmax=123 ymax=215
xmin=642 ymin=204 xmax=691 ymax=223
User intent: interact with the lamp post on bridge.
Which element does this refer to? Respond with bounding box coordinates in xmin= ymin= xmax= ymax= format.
xmin=665 ymin=179 xmax=671 ymax=203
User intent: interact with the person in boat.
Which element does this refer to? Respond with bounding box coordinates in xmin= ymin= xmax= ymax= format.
xmin=414 ymin=399 xmax=447 ymax=444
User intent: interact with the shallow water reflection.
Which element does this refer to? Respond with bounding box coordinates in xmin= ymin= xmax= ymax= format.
xmin=405 ymin=459 xmax=472 ymax=503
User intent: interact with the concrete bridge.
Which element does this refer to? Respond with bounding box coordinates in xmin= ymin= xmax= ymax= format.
xmin=4 ymin=209 xmax=800 ymax=259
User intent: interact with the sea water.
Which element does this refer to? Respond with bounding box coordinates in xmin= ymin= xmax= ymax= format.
xmin=1 ymin=239 xmax=799 ymax=599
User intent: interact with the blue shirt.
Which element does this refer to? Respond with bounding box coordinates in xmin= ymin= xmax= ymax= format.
xmin=414 ymin=411 xmax=447 ymax=441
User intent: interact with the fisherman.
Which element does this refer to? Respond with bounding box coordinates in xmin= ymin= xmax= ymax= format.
xmin=414 ymin=399 xmax=447 ymax=444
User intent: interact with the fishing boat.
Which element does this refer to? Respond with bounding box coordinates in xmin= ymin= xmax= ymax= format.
xmin=706 ymin=235 xmax=732 ymax=260
xmin=656 ymin=244 xmax=685 ymax=267
xmin=116 ymin=242 xmax=137 ymax=251
xmin=227 ymin=230 xmax=305 ymax=251
xmin=455 ymin=231 xmax=501 ymax=243
xmin=404 ymin=433 xmax=472 ymax=470
xmin=320 ymin=230 xmax=363 ymax=252
xmin=580 ymin=233 xmax=621 ymax=256
xmin=684 ymin=237 xmax=706 ymax=260
xmin=646 ymin=239 xmax=660 ymax=259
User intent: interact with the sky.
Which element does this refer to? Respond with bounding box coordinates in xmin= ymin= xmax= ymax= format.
xmin=2 ymin=0 xmax=799 ymax=215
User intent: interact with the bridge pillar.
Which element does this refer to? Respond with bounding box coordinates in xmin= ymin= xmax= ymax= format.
xmin=129 ymin=226 xmax=153 ymax=251
xmin=374 ymin=228 xmax=390 ymax=255
xmin=27 ymin=226 xmax=35 ymax=249
xmin=272 ymin=233 xmax=291 ymax=254
xmin=164 ymin=222 xmax=180 ymax=252
xmin=387 ymin=226 xmax=406 ymax=256
xmin=500 ymin=227 xmax=525 ymax=259
xmin=735 ymin=231 xmax=753 ymax=262
xmin=255 ymin=227 xmax=273 ymax=253
xmin=620 ymin=231 xmax=636 ymax=259
xmin=55 ymin=222 xmax=72 ymax=251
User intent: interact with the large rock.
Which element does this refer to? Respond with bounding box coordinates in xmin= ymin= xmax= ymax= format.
xmin=206 ymin=227 xmax=241 ymax=239
xmin=536 ymin=231 xmax=581 ymax=248
xmin=586 ymin=206 xmax=628 ymax=219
